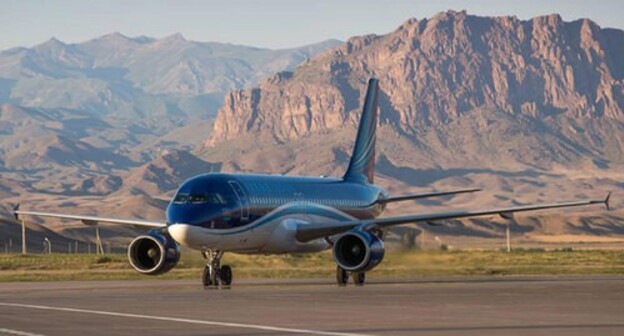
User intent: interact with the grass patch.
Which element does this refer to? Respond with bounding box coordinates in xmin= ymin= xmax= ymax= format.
xmin=1 ymin=249 xmax=623 ymax=282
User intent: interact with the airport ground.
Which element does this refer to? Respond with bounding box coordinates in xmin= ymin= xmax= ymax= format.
xmin=1 ymin=276 xmax=623 ymax=336
xmin=1 ymin=250 xmax=623 ymax=335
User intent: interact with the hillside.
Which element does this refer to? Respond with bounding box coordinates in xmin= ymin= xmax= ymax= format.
xmin=0 ymin=34 xmax=339 ymax=217
xmin=0 ymin=33 xmax=340 ymax=170
xmin=1 ymin=12 xmax=623 ymax=248
xmin=205 ymin=11 xmax=623 ymax=169
xmin=198 ymin=11 xmax=624 ymax=243
xmin=0 ymin=34 xmax=341 ymax=117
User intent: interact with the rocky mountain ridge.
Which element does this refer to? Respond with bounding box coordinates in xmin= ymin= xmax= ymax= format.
xmin=206 ymin=11 xmax=623 ymax=171
xmin=0 ymin=34 xmax=339 ymax=199
xmin=1 ymin=12 xmax=623 ymax=247
xmin=1 ymin=33 xmax=341 ymax=105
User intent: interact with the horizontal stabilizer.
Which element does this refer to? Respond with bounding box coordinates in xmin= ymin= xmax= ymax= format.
xmin=378 ymin=188 xmax=481 ymax=204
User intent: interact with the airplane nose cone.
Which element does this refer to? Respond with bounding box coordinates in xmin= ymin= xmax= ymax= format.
xmin=168 ymin=223 xmax=219 ymax=250
xmin=168 ymin=224 xmax=193 ymax=247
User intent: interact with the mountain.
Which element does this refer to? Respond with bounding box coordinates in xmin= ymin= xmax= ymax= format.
xmin=197 ymin=11 xmax=623 ymax=242
xmin=0 ymin=34 xmax=341 ymax=247
xmin=2 ymin=13 xmax=623 ymax=247
xmin=0 ymin=34 xmax=341 ymax=119
xmin=0 ymin=34 xmax=341 ymax=173
xmin=0 ymin=34 xmax=340 ymax=201
xmin=0 ymin=32 xmax=341 ymax=176
xmin=120 ymin=149 xmax=219 ymax=197
xmin=206 ymin=11 xmax=623 ymax=171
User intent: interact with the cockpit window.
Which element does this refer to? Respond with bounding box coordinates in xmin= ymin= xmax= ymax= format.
xmin=173 ymin=193 xmax=227 ymax=205
xmin=207 ymin=193 xmax=227 ymax=204
xmin=173 ymin=193 xmax=190 ymax=204
xmin=189 ymin=194 xmax=206 ymax=203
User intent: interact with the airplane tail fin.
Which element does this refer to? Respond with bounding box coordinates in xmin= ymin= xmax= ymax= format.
xmin=343 ymin=78 xmax=379 ymax=184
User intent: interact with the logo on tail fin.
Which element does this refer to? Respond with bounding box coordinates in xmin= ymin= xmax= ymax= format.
xmin=343 ymin=78 xmax=379 ymax=184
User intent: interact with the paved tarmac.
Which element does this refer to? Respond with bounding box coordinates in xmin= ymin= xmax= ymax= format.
xmin=1 ymin=276 xmax=623 ymax=336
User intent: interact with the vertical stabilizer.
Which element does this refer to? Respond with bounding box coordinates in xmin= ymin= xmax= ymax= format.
xmin=343 ymin=78 xmax=379 ymax=184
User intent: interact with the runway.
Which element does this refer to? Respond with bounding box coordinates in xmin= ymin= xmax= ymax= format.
xmin=1 ymin=276 xmax=623 ymax=336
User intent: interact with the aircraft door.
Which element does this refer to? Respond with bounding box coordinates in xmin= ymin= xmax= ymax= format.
xmin=229 ymin=181 xmax=250 ymax=222
xmin=294 ymin=191 xmax=309 ymax=219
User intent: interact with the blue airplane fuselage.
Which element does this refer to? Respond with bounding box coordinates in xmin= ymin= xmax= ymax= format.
xmin=166 ymin=173 xmax=388 ymax=230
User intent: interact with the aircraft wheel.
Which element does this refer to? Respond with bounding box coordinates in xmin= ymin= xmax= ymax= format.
xmin=202 ymin=265 xmax=213 ymax=287
xmin=353 ymin=272 xmax=365 ymax=286
xmin=336 ymin=265 xmax=349 ymax=286
xmin=220 ymin=265 xmax=233 ymax=286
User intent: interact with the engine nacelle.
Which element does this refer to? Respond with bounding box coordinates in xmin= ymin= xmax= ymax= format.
xmin=128 ymin=230 xmax=180 ymax=275
xmin=332 ymin=230 xmax=385 ymax=272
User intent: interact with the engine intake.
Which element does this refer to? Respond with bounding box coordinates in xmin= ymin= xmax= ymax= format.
xmin=333 ymin=230 xmax=384 ymax=272
xmin=128 ymin=230 xmax=180 ymax=275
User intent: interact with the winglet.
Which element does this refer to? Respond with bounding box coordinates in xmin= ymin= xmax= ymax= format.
xmin=605 ymin=192 xmax=611 ymax=211
xmin=13 ymin=203 xmax=20 ymax=221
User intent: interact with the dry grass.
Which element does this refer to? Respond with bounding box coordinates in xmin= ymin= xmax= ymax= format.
xmin=527 ymin=235 xmax=624 ymax=243
xmin=1 ymin=249 xmax=623 ymax=282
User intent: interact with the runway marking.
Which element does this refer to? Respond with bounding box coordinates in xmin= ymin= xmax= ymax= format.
xmin=0 ymin=328 xmax=48 ymax=336
xmin=0 ymin=302 xmax=370 ymax=336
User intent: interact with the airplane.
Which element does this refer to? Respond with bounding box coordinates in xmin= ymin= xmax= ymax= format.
xmin=14 ymin=78 xmax=611 ymax=288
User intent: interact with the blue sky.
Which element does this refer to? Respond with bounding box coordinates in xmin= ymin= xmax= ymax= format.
xmin=1 ymin=0 xmax=623 ymax=51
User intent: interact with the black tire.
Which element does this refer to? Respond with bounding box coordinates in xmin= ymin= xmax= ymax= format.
xmin=336 ymin=265 xmax=349 ymax=286
xmin=220 ymin=265 xmax=233 ymax=286
xmin=353 ymin=272 xmax=365 ymax=286
xmin=213 ymin=269 xmax=222 ymax=287
xmin=202 ymin=266 xmax=213 ymax=287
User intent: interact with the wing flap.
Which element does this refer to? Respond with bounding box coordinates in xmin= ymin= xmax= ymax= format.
xmin=379 ymin=188 xmax=481 ymax=204
xmin=296 ymin=195 xmax=609 ymax=242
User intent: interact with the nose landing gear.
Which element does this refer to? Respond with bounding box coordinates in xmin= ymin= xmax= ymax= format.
xmin=201 ymin=250 xmax=233 ymax=288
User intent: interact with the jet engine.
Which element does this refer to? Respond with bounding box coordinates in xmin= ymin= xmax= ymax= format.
xmin=332 ymin=230 xmax=384 ymax=272
xmin=128 ymin=229 xmax=180 ymax=275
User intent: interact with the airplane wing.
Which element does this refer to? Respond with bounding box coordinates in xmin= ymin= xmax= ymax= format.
xmin=296 ymin=193 xmax=611 ymax=242
xmin=378 ymin=188 xmax=481 ymax=204
xmin=13 ymin=206 xmax=166 ymax=228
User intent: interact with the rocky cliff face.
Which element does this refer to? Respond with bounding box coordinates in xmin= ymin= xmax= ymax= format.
xmin=207 ymin=11 xmax=623 ymax=169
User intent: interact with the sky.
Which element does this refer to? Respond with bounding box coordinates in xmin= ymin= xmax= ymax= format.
xmin=1 ymin=0 xmax=623 ymax=51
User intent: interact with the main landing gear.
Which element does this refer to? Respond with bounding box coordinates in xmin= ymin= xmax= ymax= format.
xmin=202 ymin=250 xmax=233 ymax=288
xmin=336 ymin=265 xmax=366 ymax=286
